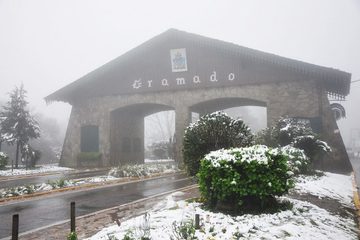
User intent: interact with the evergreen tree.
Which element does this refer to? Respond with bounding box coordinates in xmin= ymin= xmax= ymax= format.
xmin=0 ymin=84 xmax=40 ymax=168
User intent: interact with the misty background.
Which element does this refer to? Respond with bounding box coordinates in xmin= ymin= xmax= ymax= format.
xmin=0 ymin=0 xmax=359 ymax=162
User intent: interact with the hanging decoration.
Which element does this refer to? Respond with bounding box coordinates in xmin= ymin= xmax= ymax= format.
xmin=330 ymin=103 xmax=346 ymax=120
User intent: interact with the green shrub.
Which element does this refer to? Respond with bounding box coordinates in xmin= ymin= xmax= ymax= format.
xmin=183 ymin=111 xmax=253 ymax=176
xmin=256 ymin=117 xmax=313 ymax=147
xmin=0 ymin=152 xmax=8 ymax=170
xmin=198 ymin=145 xmax=294 ymax=211
xmin=256 ymin=117 xmax=331 ymax=171
xmin=293 ymin=135 xmax=331 ymax=168
xmin=275 ymin=145 xmax=311 ymax=175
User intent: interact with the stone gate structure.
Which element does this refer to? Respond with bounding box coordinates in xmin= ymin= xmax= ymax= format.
xmin=45 ymin=29 xmax=352 ymax=172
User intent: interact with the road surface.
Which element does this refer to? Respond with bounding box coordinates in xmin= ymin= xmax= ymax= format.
xmin=0 ymin=173 xmax=192 ymax=239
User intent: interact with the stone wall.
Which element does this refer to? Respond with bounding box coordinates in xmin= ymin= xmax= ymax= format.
xmin=60 ymin=79 xmax=350 ymax=172
xmin=61 ymin=80 xmax=352 ymax=172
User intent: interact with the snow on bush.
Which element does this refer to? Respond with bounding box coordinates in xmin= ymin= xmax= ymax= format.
xmin=0 ymin=179 xmax=75 ymax=199
xmin=256 ymin=117 xmax=331 ymax=171
xmin=276 ymin=145 xmax=311 ymax=175
xmin=109 ymin=163 xmax=178 ymax=178
xmin=183 ymin=111 xmax=254 ymax=176
xmin=198 ymin=145 xmax=294 ymax=210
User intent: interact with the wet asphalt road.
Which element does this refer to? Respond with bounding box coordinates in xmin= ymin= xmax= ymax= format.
xmin=0 ymin=173 xmax=191 ymax=239
xmin=0 ymin=169 xmax=110 ymax=189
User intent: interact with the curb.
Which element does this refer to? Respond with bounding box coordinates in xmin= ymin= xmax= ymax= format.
xmin=351 ymin=172 xmax=360 ymax=231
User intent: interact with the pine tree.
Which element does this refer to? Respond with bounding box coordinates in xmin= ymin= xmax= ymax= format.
xmin=0 ymin=84 xmax=40 ymax=168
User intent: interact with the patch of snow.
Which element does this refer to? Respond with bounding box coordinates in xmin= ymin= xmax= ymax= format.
xmin=0 ymin=164 xmax=73 ymax=176
xmin=204 ymin=145 xmax=271 ymax=167
xmin=293 ymin=172 xmax=353 ymax=206
xmin=144 ymin=159 xmax=175 ymax=163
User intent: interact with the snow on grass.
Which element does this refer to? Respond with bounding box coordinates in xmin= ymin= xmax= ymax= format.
xmin=86 ymin=172 xmax=358 ymax=240
xmin=0 ymin=164 xmax=73 ymax=177
xmin=109 ymin=163 xmax=178 ymax=178
xmin=0 ymin=175 xmax=120 ymax=199
xmin=293 ymin=172 xmax=354 ymax=206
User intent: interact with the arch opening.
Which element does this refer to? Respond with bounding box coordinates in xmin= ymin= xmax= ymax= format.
xmin=145 ymin=110 xmax=175 ymax=162
xmin=190 ymin=98 xmax=267 ymax=133
xmin=110 ymin=103 xmax=174 ymax=166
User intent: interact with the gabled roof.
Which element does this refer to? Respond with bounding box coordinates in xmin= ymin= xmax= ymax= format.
xmin=45 ymin=29 xmax=351 ymax=104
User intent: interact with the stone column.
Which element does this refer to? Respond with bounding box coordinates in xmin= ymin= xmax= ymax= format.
xmin=174 ymin=105 xmax=191 ymax=165
xmin=99 ymin=110 xmax=111 ymax=166
xmin=60 ymin=106 xmax=81 ymax=168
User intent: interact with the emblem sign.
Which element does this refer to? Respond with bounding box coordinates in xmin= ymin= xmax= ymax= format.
xmin=170 ymin=48 xmax=187 ymax=72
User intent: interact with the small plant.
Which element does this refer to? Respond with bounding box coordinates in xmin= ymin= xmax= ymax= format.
xmin=171 ymin=219 xmax=198 ymax=240
xmin=136 ymin=213 xmax=151 ymax=240
xmin=106 ymin=233 xmax=119 ymax=240
xmin=233 ymin=229 xmax=244 ymax=239
xmin=0 ymin=152 xmax=8 ymax=170
xmin=48 ymin=178 xmax=72 ymax=189
xmin=67 ymin=231 xmax=77 ymax=240
xmin=122 ymin=230 xmax=136 ymax=240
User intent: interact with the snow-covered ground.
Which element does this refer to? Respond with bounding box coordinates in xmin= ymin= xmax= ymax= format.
xmin=0 ymin=164 xmax=73 ymax=177
xmin=86 ymin=172 xmax=358 ymax=240
xmin=293 ymin=172 xmax=354 ymax=206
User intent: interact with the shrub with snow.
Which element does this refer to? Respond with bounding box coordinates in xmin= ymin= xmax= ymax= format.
xmin=275 ymin=146 xmax=311 ymax=175
xmin=256 ymin=117 xmax=331 ymax=171
xmin=183 ymin=111 xmax=253 ymax=176
xmin=293 ymin=135 xmax=331 ymax=168
xmin=0 ymin=152 xmax=8 ymax=170
xmin=198 ymin=145 xmax=294 ymax=211
xmin=109 ymin=163 xmax=177 ymax=178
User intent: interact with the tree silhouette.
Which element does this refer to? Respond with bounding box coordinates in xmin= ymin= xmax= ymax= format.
xmin=0 ymin=84 xmax=40 ymax=168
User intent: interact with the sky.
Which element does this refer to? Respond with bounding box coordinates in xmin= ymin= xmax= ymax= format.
xmin=0 ymin=0 xmax=359 ymax=145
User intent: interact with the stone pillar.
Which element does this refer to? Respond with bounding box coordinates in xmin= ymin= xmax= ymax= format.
xmin=174 ymin=106 xmax=191 ymax=165
xmin=59 ymin=106 xmax=81 ymax=168
xmin=110 ymin=110 xmax=144 ymax=166
xmin=99 ymin=110 xmax=110 ymax=166
xmin=319 ymin=92 xmax=352 ymax=173
xmin=266 ymin=102 xmax=281 ymax=128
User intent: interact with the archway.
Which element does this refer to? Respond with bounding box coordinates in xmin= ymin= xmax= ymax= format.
xmin=110 ymin=103 xmax=174 ymax=166
xmin=190 ymin=97 xmax=267 ymax=132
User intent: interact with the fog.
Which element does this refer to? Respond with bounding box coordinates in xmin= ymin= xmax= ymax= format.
xmin=0 ymin=0 xmax=359 ymax=145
